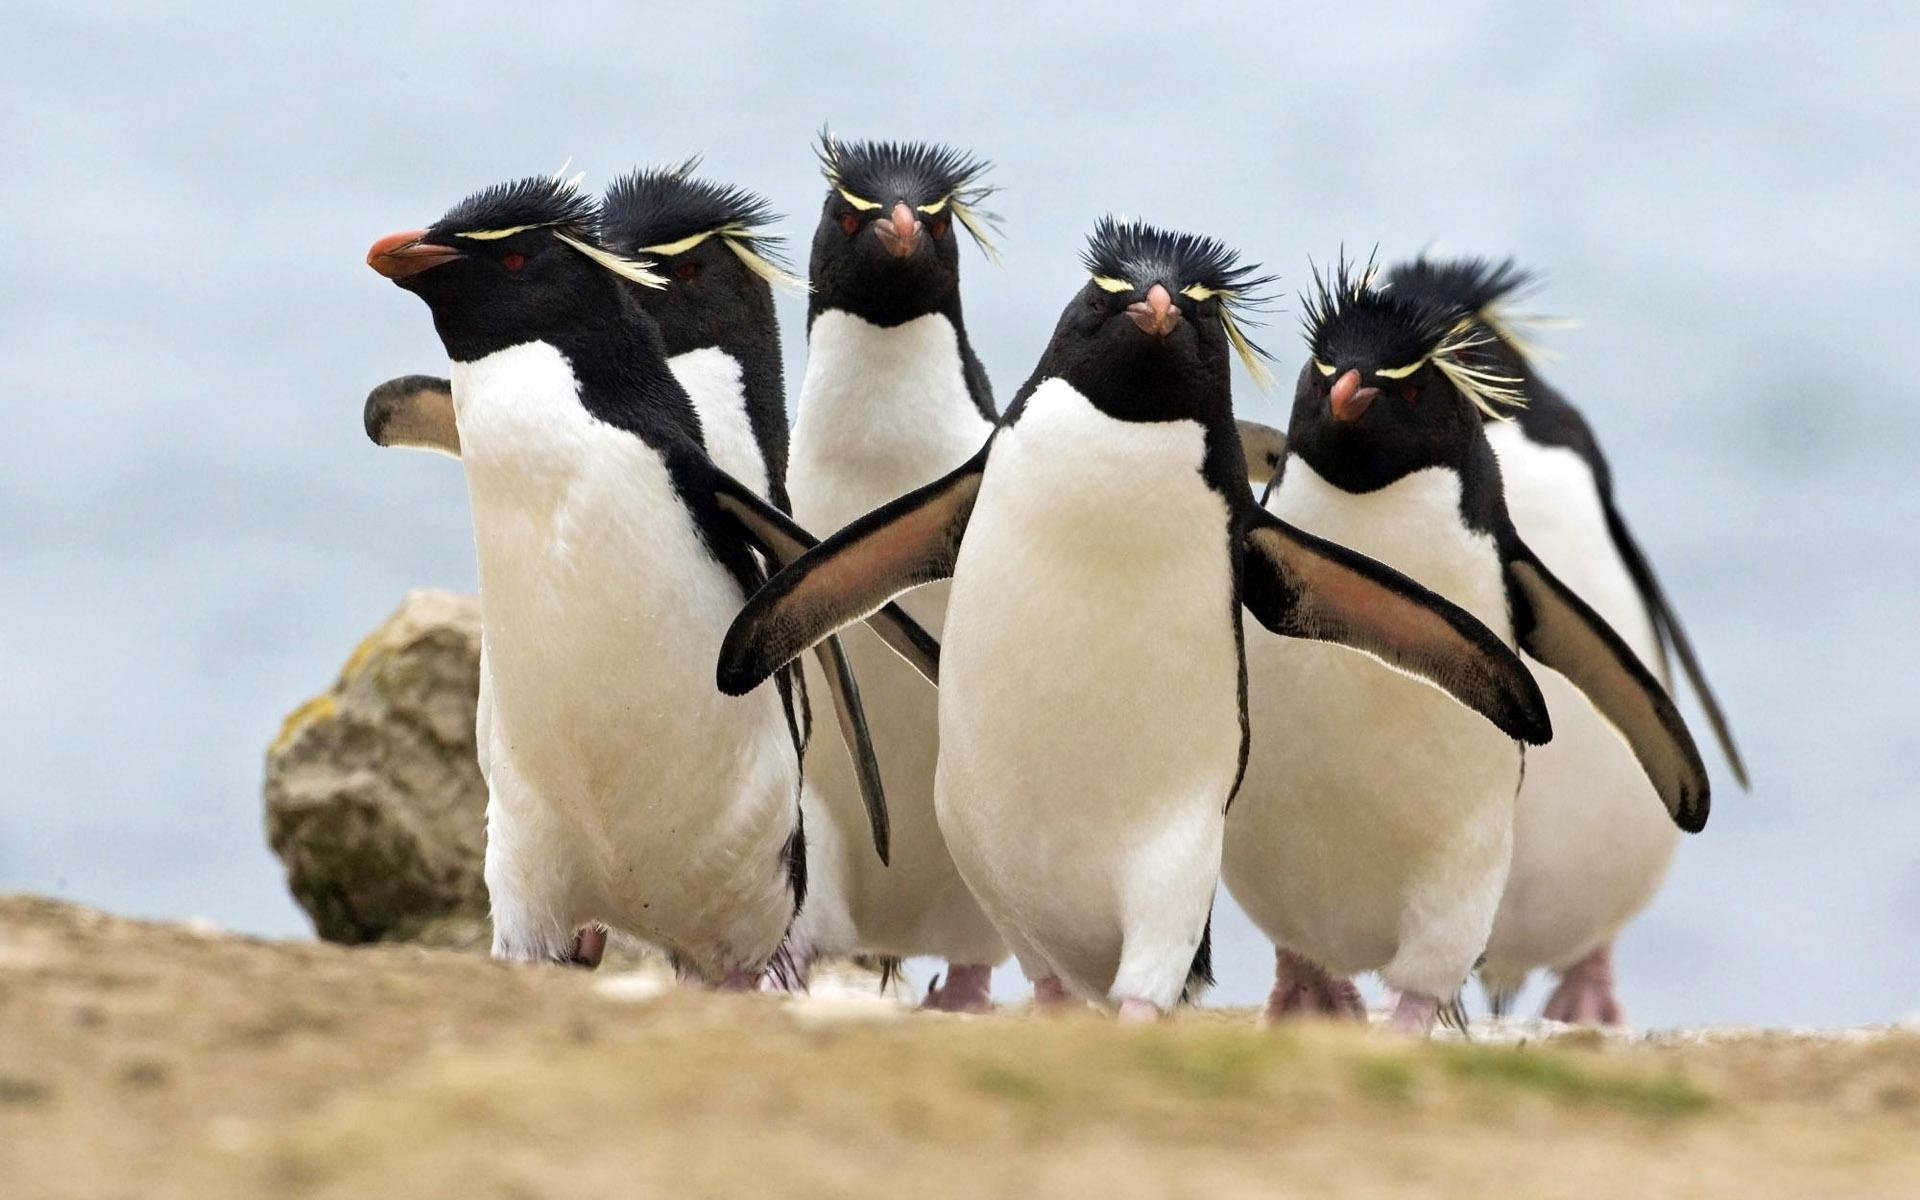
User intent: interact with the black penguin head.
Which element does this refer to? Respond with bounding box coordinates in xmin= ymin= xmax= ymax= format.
xmin=1385 ymin=256 xmax=1555 ymax=405
xmin=807 ymin=133 xmax=998 ymax=325
xmin=367 ymin=174 xmax=666 ymax=363
xmin=600 ymin=161 xmax=797 ymax=357
xmin=1034 ymin=217 xmax=1274 ymax=423
xmin=1288 ymin=255 xmax=1526 ymax=489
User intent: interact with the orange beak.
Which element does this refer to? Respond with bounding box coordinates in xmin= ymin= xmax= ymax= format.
xmin=1127 ymin=283 xmax=1183 ymax=337
xmin=872 ymin=201 xmax=923 ymax=259
xmin=1330 ymin=368 xmax=1379 ymax=422
xmin=367 ymin=229 xmax=462 ymax=280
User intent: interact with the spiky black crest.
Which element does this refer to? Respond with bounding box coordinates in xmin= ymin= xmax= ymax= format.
xmin=601 ymin=158 xmax=786 ymax=261
xmin=1386 ymin=256 xmax=1535 ymax=321
xmin=1303 ymin=252 xmax=1526 ymax=416
xmin=816 ymin=131 xmax=994 ymax=210
xmin=428 ymin=174 xmax=597 ymax=242
xmin=1302 ymin=251 xmax=1455 ymax=369
xmin=1084 ymin=217 xmax=1278 ymax=386
xmin=1081 ymin=217 xmax=1275 ymax=306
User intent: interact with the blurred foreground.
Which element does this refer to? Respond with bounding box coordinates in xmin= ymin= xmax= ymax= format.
xmin=2 ymin=896 xmax=1916 ymax=1199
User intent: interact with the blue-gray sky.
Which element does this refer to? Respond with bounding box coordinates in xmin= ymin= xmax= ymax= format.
xmin=2 ymin=1 xmax=1915 ymax=1025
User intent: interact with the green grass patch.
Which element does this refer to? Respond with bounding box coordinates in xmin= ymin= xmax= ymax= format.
xmin=1355 ymin=1055 xmax=1417 ymax=1103
xmin=970 ymin=1062 xmax=1052 ymax=1106
xmin=1440 ymin=1045 xmax=1711 ymax=1117
xmin=1132 ymin=1033 xmax=1284 ymax=1100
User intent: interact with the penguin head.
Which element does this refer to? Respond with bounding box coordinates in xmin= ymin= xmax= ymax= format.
xmin=367 ymin=174 xmax=666 ymax=363
xmin=1385 ymin=255 xmax=1557 ymax=410
xmin=1037 ymin=218 xmax=1274 ymax=422
xmin=807 ymin=133 xmax=999 ymax=323
xmin=1288 ymin=255 xmax=1526 ymax=488
xmin=601 ymin=161 xmax=799 ymax=357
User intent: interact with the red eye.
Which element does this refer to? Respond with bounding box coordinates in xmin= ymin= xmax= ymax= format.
xmin=1398 ymin=383 xmax=1422 ymax=403
xmin=838 ymin=212 xmax=861 ymax=236
xmin=500 ymin=251 xmax=525 ymax=271
xmin=674 ymin=260 xmax=701 ymax=281
xmin=927 ymin=213 xmax=951 ymax=238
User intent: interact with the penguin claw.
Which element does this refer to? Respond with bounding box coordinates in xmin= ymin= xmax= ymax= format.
xmin=921 ymin=963 xmax=993 ymax=1013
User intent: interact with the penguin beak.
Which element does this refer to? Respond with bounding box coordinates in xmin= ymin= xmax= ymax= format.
xmin=368 ymin=229 xmax=463 ymax=280
xmin=872 ymin=202 xmax=923 ymax=259
xmin=1126 ymin=283 xmax=1183 ymax=337
xmin=1330 ymin=368 xmax=1379 ymax=422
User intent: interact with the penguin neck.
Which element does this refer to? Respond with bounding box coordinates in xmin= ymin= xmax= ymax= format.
xmin=796 ymin=306 xmax=996 ymax=468
xmin=1285 ymin=409 xmax=1508 ymax=538
xmin=541 ymin=306 xmax=703 ymax=450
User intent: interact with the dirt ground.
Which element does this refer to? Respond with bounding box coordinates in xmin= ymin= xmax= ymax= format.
xmin=2 ymin=895 xmax=1916 ymax=1199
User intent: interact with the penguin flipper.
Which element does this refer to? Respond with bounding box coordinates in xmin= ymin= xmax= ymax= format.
xmin=1504 ymin=537 xmax=1711 ymax=832
xmin=1236 ymin=419 xmax=1288 ymax=490
xmin=1602 ymin=500 xmax=1749 ymax=788
xmin=1239 ymin=508 xmax=1552 ymax=745
xmin=708 ymin=468 xmax=943 ymax=687
xmin=810 ymin=632 xmax=889 ymax=865
xmin=708 ymin=468 xmax=937 ymax=867
xmin=718 ymin=443 xmax=990 ymax=697
xmin=364 ymin=374 xmax=460 ymax=456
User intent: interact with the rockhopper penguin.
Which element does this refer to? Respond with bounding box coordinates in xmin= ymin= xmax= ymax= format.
xmin=1225 ymin=258 xmax=1711 ymax=1033
xmin=718 ymin=220 xmax=1552 ymax=1019
xmin=364 ymin=174 xmax=931 ymax=982
xmin=779 ymin=134 xmax=1008 ymax=1010
xmin=1385 ymin=256 xmax=1747 ymax=1025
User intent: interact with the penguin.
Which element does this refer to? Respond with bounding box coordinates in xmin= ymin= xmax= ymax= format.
xmin=1384 ymin=256 xmax=1747 ymax=1025
xmin=364 ymin=174 xmax=933 ymax=981
xmin=1224 ymin=258 xmax=1712 ymax=1034
xmin=359 ymin=166 xmax=910 ymax=967
xmin=716 ymin=219 xmax=1553 ymax=1020
xmin=779 ymin=133 xmax=1008 ymax=1010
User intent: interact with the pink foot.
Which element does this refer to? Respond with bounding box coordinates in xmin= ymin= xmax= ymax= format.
xmin=1265 ymin=949 xmax=1367 ymax=1021
xmin=1388 ymin=992 xmax=1442 ymax=1035
xmin=567 ymin=926 xmax=607 ymax=970
xmin=715 ymin=969 xmax=761 ymax=992
xmin=1116 ymin=997 xmax=1162 ymax=1024
xmin=1032 ymin=975 xmax=1076 ymax=1013
xmin=1542 ymin=943 xmax=1624 ymax=1026
xmin=922 ymin=963 xmax=994 ymax=1013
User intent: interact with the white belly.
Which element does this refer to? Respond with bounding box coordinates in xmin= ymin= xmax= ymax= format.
xmin=785 ymin=311 xmax=1003 ymax=964
xmin=670 ymin=346 xmax=769 ymax=500
xmin=936 ymin=380 xmax=1240 ymax=1004
xmin=1480 ymin=423 xmax=1679 ymax=984
xmin=453 ymin=342 xmax=797 ymax=974
xmin=1227 ymin=459 xmax=1520 ymax=998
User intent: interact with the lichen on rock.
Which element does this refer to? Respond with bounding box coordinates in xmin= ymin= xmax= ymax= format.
xmin=263 ymin=589 xmax=489 ymax=945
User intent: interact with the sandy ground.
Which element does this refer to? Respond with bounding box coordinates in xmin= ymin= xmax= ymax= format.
xmin=2 ymin=895 xmax=1916 ymax=1200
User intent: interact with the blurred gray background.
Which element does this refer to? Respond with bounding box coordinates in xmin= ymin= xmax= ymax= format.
xmin=2 ymin=1 xmax=1914 ymax=1026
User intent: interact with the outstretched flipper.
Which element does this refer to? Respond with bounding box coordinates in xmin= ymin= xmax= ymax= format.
xmin=364 ymin=374 xmax=460 ymax=455
xmin=718 ymin=443 xmax=990 ymax=696
xmin=1237 ymin=419 xmax=1288 ymax=491
xmin=1239 ymin=508 xmax=1552 ymax=745
xmin=1603 ymin=500 xmax=1748 ymax=788
xmin=707 ymin=468 xmax=945 ymax=866
xmin=1505 ymin=538 xmax=1711 ymax=832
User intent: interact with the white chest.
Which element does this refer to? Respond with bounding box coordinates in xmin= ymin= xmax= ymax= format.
xmin=670 ymin=346 xmax=770 ymax=501
xmin=789 ymin=310 xmax=993 ymax=531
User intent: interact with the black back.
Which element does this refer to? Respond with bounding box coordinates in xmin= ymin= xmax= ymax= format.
xmin=603 ymin=163 xmax=793 ymax=508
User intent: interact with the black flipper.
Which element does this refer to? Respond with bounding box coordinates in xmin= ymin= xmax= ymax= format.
xmin=1505 ymin=537 xmax=1711 ymax=832
xmin=1236 ymin=419 xmax=1288 ymax=490
xmin=1239 ymin=508 xmax=1553 ymax=745
xmin=708 ymin=469 xmax=936 ymax=866
xmin=1602 ymin=500 xmax=1749 ymax=788
xmin=717 ymin=443 xmax=990 ymax=696
xmin=364 ymin=374 xmax=460 ymax=455
xmin=713 ymin=465 xmax=948 ymax=693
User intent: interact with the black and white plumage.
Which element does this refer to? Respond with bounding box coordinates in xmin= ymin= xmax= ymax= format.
xmin=721 ymin=220 xmax=1549 ymax=1019
xmin=365 ymin=175 xmax=929 ymax=980
xmin=1386 ymin=255 xmax=1744 ymax=1023
xmin=1226 ymin=258 xmax=1710 ymax=1033
xmin=781 ymin=135 xmax=1006 ymax=1007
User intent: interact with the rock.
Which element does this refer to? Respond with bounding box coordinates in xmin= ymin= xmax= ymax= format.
xmin=264 ymin=589 xmax=489 ymax=945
